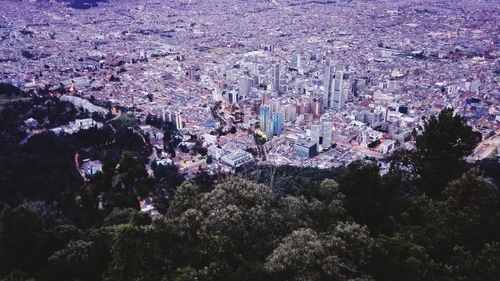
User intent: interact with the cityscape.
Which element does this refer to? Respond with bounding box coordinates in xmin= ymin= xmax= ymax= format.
xmin=1 ymin=0 xmax=498 ymax=177
xmin=0 ymin=0 xmax=499 ymax=280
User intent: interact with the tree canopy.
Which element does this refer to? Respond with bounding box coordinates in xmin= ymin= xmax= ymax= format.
xmin=414 ymin=108 xmax=482 ymax=198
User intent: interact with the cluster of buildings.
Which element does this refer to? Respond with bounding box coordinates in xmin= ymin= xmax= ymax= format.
xmin=1 ymin=0 xmax=498 ymax=174
xmin=50 ymin=118 xmax=103 ymax=135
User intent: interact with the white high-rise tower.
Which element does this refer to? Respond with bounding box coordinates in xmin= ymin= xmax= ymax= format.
xmin=272 ymin=63 xmax=280 ymax=94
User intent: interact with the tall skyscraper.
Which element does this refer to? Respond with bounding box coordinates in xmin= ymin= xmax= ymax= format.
xmin=331 ymin=71 xmax=350 ymax=110
xmin=175 ymin=114 xmax=183 ymax=130
xmin=332 ymin=71 xmax=344 ymax=110
xmin=324 ymin=62 xmax=351 ymax=111
xmin=238 ymin=76 xmax=252 ymax=98
xmin=265 ymin=119 xmax=274 ymax=140
xmin=310 ymin=124 xmax=321 ymax=147
xmin=272 ymin=112 xmax=283 ymax=136
xmin=259 ymin=105 xmax=271 ymax=132
xmin=272 ymin=63 xmax=280 ymax=94
xmin=323 ymin=61 xmax=333 ymax=108
xmin=161 ymin=110 xmax=170 ymax=123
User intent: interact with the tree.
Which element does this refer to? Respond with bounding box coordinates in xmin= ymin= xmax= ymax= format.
xmin=475 ymin=242 xmax=500 ymax=281
xmin=174 ymin=267 xmax=200 ymax=281
xmin=167 ymin=177 xmax=281 ymax=281
xmin=49 ymin=224 xmax=84 ymax=250
xmin=265 ymin=227 xmax=372 ymax=281
xmin=404 ymin=198 xmax=482 ymax=264
xmin=445 ymin=242 xmax=500 ymax=281
xmin=319 ymin=179 xmax=347 ymax=222
xmin=337 ymin=161 xmax=384 ymax=230
xmin=102 ymin=208 xmax=137 ymax=227
xmin=0 ymin=83 xmax=22 ymax=97
xmin=197 ymin=177 xmax=277 ymax=257
xmin=103 ymin=224 xmax=143 ymax=281
xmin=154 ymin=163 xmax=185 ymax=188
xmin=369 ymin=233 xmax=436 ymax=281
xmin=0 ymin=271 xmax=36 ymax=281
xmin=444 ymin=168 xmax=499 ymax=214
xmin=388 ymin=149 xmax=416 ymax=178
xmin=0 ymin=206 xmax=47 ymax=276
xmin=168 ymin=182 xmax=200 ymax=217
xmin=116 ymin=154 xmax=148 ymax=188
xmin=414 ymin=108 xmax=481 ymax=198
xmin=101 ymin=154 xmax=149 ymax=210
xmin=48 ymin=240 xmax=96 ymax=281
xmin=276 ymin=195 xmax=325 ymax=233
xmin=309 ymin=179 xmax=347 ymax=231
xmin=330 ymin=222 xmax=373 ymax=267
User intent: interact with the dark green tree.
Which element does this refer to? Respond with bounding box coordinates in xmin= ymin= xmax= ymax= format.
xmin=103 ymin=224 xmax=143 ymax=281
xmin=475 ymin=242 xmax=500 ymax=281
xmin=48 ymin=240 xmax=96 ymax=281
xmin=102 ymin=208 xmax=137 ymax=227
xmin=0 ymin=206 xmax=47 ymax=276
xmin=337 ymin=161 xmax=384 ymax=230
xmin=369 ymin=233 xmax=437 ymax=281
xmin=414 ymin=108 xmax=481 ymax=198
xmin=444 ymin=168 xmax=498 ymax=214
xmin=265 ymin=226 xmax=372 ymax=281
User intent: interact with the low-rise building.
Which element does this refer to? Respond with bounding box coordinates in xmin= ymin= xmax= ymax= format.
xmin=220 ymin=149 xmax=254 ymax=168
xmin=81 ymin=159 xmax=103 ymax=176
xmin=294 ymin=140 xmax=318 ymax=158
xmin=379 ymin=139 xmax=396 ymax=154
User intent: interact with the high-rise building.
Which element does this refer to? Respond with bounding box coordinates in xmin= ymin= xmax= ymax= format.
xmin=272 ymin=112 xmax=283 ymax=136
xmin=253 ymin=75 xmax=261 ymax=86
xmin=283 ymin=104 xmax=297 ymax=122
xmin=212 ymin=87 xmax=222 ymax=102
xmin=322 ymin=121 xmax=333 ymax=149
xmin=354 ymin=77 xmax=368 ymax=97
xmin=268 ymin=98 xmax=281 ymax=114
xmin=291 ymin=52 xmax=301 ymax=70
xmin=259 ymin=105 xmax=271 ymax=131
xmin=265 ymin=120 xmax=274 ymax=140
xmin=311 ymin=101 xmax=321 ymax=116
xmin=161 ymin=110 xmax=171 ymax=122
xmin=175 ymin=114 xmax=183 ymax=130
xmin=272 ymin=63 xmax=280 ymax=94
xmin=238 ymin=76 xmax=252 ymax=98
xmin=162 ymin=110 xmax=183 ymax=130
xmin=331 ymin=71 xmax=350 ymax=110
xmin=323 ymin=61 xmax=333 ymax=108
xmin=324 ymin=64 xmax=351 ymax=111
xmin=310 ymin=122 xmax=333 ymax=150
xmin=310 ymin=124 xmax=321 ymax=147
xmin=228 ymin=90 xmax=238 ymax=104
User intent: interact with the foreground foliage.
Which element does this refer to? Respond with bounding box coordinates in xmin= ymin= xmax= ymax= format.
xmin=1 ymin=165 xmax=499 ymax=281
